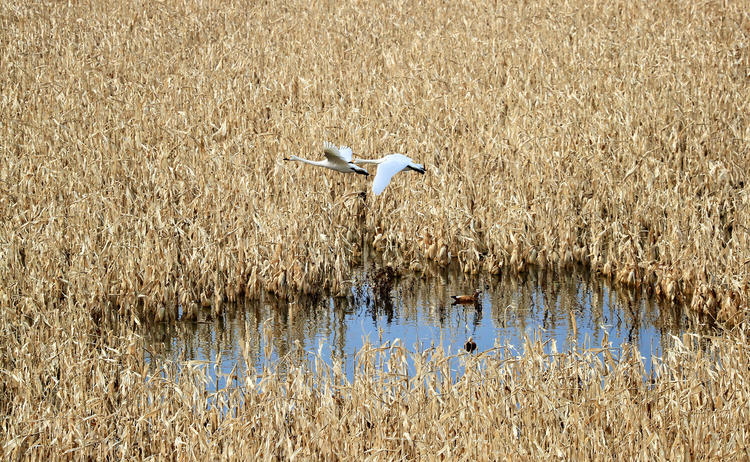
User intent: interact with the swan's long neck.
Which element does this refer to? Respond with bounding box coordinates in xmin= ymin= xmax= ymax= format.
xmin=352 ymin=158 xmax=381 ymax=165
xmin=288 ymin=155 xmax=326 ymax=167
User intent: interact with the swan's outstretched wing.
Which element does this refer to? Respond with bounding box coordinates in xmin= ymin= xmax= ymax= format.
xmin=323 ymin=142 xmax=353 ymax=164
xmin=372 ymin=156 xmax=410 ymax=195
xmin=338 ymin=146 xmax=353 ymax=162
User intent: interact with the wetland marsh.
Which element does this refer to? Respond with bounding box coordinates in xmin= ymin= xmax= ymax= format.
xmin=1 ymin=0 xmax=748 ymax=458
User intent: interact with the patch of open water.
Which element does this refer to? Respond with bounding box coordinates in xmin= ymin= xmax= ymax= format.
xmin=145 ymin=250 xmax=708 ymax=389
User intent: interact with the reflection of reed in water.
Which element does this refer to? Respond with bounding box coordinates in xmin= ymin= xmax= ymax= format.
xmin=145 ymin=261 xmax=705 ymax=378
xmin=365 ymin=264 xmax=398 ymax=322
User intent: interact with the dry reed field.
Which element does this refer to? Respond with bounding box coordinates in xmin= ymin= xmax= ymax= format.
xmin=2 ymin=0 xmax=749 ymax=458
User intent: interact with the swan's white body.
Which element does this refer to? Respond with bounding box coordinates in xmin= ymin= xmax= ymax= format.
xmin=353 ymin=154 xmax=426 ymax=195
xmin=284 ymin=142 xmax=369 ymax=176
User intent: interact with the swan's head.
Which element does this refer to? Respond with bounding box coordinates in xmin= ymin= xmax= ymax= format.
xmin=408 ymin=164 xmax=426 ymax=174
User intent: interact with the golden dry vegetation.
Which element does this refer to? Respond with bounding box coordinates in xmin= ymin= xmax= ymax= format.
xmin=1 ymin=0 xmax=749 ymax=459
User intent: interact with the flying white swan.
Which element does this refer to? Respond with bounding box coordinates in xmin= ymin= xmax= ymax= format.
xmin=284 ymin=142 xmax=369 ymax=176
xmin=353 ymin=154 xmax=426 ymax=195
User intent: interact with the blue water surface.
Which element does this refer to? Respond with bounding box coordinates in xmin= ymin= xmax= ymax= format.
xmin=145 ymin=258 xmax=700 ymax=391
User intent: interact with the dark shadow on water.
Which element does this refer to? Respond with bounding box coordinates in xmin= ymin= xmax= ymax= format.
xmin=144 ymin=256 xmax=715 ymax=390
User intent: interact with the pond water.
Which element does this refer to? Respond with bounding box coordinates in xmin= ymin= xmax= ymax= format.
xmin=145 ymin=249 xmax=704 ymax=388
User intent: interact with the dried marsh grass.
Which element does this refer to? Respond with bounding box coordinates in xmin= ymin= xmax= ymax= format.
xmin=1 ymin=0 xmax=749 ymax=458
xmin=3 ymin=319 xmax=750 ymax=460
xmin=2 ymin=0 xmax=748 ymax=320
